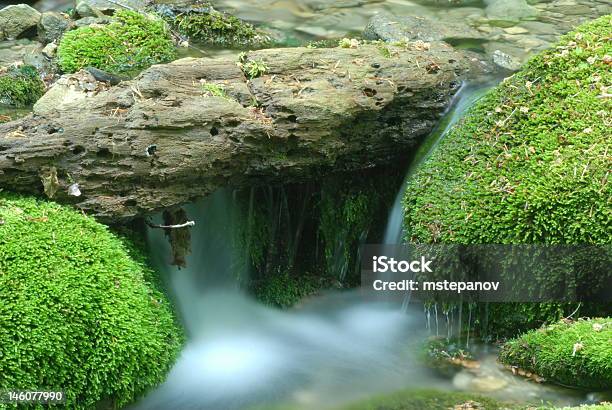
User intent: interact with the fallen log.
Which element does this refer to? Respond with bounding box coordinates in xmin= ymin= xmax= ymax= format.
xmin=0 ymin=42 xmax=482 ymax=221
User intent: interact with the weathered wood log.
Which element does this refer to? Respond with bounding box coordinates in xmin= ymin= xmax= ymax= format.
xmin=0 ymin=43 xmax=480 ymax=221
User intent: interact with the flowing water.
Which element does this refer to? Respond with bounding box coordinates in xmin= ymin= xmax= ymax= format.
xmin=383 ymin=81 xmax=493 ymax=245
xmin=132 ymin=82 xmax=597 ymax=410
xmin=1 ymin=0 xmax=608 ymax=407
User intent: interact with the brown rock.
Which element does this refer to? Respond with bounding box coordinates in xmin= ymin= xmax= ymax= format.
xmin=0 ymin=43 xmax=472 ymax=221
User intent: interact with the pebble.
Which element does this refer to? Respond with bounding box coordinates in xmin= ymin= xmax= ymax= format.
xmin=503 ymin=26 xmax=529 ymax=35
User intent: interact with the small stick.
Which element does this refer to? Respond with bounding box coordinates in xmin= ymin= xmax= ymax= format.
xmin=146 ymin=220 xmax=195 ymax=229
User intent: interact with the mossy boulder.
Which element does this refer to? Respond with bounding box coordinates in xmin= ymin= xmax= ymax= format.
xmin=402 ymin=16 xmax=611 ymax=336
xmin=340 ymin=388 xmax=509 ymax=410
xmin=0 ymin=65 xmax=45 ymax=107
xmin=499 ymin=318 xmax=612 ymax=390
xmin=57 ymin=10 xmax=176 ymax=75
xmin=157 ymin=4 xmax=270 ymax=47
xmin=403 ymin=15 xmax=610 ymax=244
xmin=0 ymin=193 xmax=184 ymax=408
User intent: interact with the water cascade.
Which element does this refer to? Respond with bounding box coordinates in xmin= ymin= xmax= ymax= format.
xmin=134 ymin=83 xmax=586 ymax=410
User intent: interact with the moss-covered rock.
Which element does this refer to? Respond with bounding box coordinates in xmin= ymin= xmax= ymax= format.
xmin=403 ymin=15 xmax=610 ymax=244
xmin=499 ymin=318 xmax=612 ymax=390
xmin=156 ymin=1 xmax=269 ymax=47
xmin=0 ymin=193 xmax=184 ymax=409
xmin=340 ymin=388 xmax=510 ymax=410
xmin=57 ymin=10 xmax=176 ymax=75
xmin=0 ymin=65 xmax=45 ymax=107
xmin=401 ymin=16 xmax=611 ymax=337
xmin=174 ymin=11 xmax=267 ymax=46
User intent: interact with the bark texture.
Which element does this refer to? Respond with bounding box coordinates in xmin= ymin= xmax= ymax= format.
xmin=0 ymin=43 xmax=474 ymax=221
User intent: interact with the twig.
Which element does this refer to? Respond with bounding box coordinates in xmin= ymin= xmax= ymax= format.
xmin=146 ymin=220 xmax=195 ymax=229
xmin=564 ymin=302 xmax=582 ymax=320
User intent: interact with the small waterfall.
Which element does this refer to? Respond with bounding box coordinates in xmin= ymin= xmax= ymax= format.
xmin=131 ymin=76 xmax=583 ymax=410
xmin=383 ymin=82 xmax=493 ymax=245
xmin=134 ymin=191 xmax=434 ymax=410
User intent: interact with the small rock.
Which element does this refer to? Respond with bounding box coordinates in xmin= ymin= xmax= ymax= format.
xmin=491 ymin=49 xmax=522 ymax=70
xmin=363 ymin=11 xmax=486 ymax=43
xmin=75 ymin=1 xmax=105 ymax=18
xmin=0 ymin=39 xmax=43 ymax=67
xmin=519 ymin=21 xmax=558 ymax=36
xmin=547 ymin=0 xmax=592 ymax=16
xmin=42 ymin=42 xmax=57 ymax=58
xmin=33 ymin=70 xmax=107 ymax=115
xmin=294 ymin=25 xmax=334 ymax=38
xmin=485 ymin=0 xmax=538 ymax=24
xmin=38 ymin=11 xmax=73 ymax=44
xmin=503 ymin=26 xmax=529 ymax=35
xmin=454 ymin=401 xmax=485 ymax=410
xmin=470 ymin=376 xmax=508 ymax=392
xmin=68 ymin=183 xmax=81 ymax=197
xmin=0 ymin=4 xmax=42 ymax=40
xmin=76 ymin=0 xmax=147 ymax=17
xmin=415 ymin=0 xmax=482 ymax=6
xmin=74 ymin=16 xmax=111 ymax=28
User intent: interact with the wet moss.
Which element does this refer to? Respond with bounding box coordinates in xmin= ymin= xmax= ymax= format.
xmin=341 ymin=388 xmax=510 ymax=410
xmin=0 ymin=193 xmax=184 ymax=409
xmin=171 ymin=10 xmax=268 ymax=46
xmin=403 ymin=15 xmax=610 ymax=245
xmin=0 ymin=65 xmax=45 ymax=108
xmin=401 ymin=16 xmax=611 ymax=337
xmin=57 ymin=10 xmax=176 ymax=75
xmin=253 ymin=269 xmax=328 ymax=308
xmin=499 ymin=318 xmax=612 ymax=390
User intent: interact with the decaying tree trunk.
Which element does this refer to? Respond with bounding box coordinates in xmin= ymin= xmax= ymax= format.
xmin=0 ymin=42 xmax=481 ymax=222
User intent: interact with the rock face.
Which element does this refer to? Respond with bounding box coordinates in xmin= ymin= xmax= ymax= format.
xmin=363 ymin=11 xmax=486 ymax=43
xmin=0 ymin=43 xmax=472 ymax=221
xmin=0 ymin=4 xmax=41 ymax=40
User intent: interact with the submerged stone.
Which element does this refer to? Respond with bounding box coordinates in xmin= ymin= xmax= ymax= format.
xmin=363 ymin=11 xmax=486 ymax=43
xmin=485 ymin=0 xmax=539 ymax=24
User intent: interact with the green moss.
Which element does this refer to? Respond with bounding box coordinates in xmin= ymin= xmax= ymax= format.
xmin=172 ymin=11 xmax=267 ymax=46
xmin=0 ymin=65 xmax=45 ymax=108
xmin=401 ymin=16 xmax=611 ymax=336
xmin=0 ymin=193 xmax=184 ymax=409
xmin=549 ymin=406 xmax=612 ymax=410
xmin=57 ymin=10 xmax=176 ymax=75
xmin=499 ymin=318 xmax=612 ymax=390
xmin=340 ymin=388 xmax=511 ymax=410
xmin=201 ymin=81 xmax=233 ymax=101
xmin=253 ymin=269 xmax=327 ymax=308
xmin=403 ymin=15 xmax=610 ymax=245
xmin=238 ymin=53 xmax=269 ymax=79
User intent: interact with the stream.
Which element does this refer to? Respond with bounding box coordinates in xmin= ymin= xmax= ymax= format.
xmin=0 ymin=0 xmax=609 ymax=407
xmin=132 ymin=82 xmax=595 ymax=410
